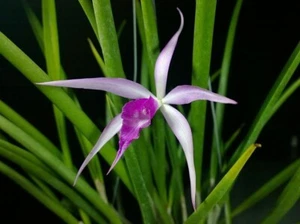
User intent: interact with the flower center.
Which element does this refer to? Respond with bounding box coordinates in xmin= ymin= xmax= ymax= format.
xmin=118 ymin=96 xmax=159 ymax=151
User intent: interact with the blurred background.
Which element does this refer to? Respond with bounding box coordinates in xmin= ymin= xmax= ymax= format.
xmin=0 ymin=0 xmax=299 ymax=223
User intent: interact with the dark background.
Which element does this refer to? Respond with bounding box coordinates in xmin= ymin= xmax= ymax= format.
xmin=0 ymin=0 xmax=299 ymax=223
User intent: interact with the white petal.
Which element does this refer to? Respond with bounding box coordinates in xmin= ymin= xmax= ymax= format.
xmin=160 ymin=104 xmax=196 ymax=208
xmin=38 ymin=78 xmax=153 ymax=99
xmin=73 ymin=114 xmax=122 ymax=185
xmin=155 ymin=8 xmax=184 ymax=99
xmin=163 ymin=85 xmax=237 ymax=105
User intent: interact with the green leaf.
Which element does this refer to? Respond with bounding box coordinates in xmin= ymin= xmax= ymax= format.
xmin=23 ymin=2 xmax=105 ymax=194
xmin=0 ymin=115 xmax=122 ymax=223
xmin=185 ymin=144 xmax=259 ymax=224
xmin=209 ymin=0 xmax=244 ymax=188
xmin=23 ymin=1 xmax=44 ymax=51
xmin=125 ymin=146 xmax=156 ymax=224
xmin=230 ymin=41 xmax=300 ymax=166
xmin=189 ymin=0 xmax=217 ymax=204
xmin=42 ymin=0 xmax=73 ymax=168
xmin=232 ymin=159 xmax=300 ymax=218
xmin=152 ymin=114 xmax=167 ymax=202
xmin=0 ymin=161 xmax=79 ymax=224
xmin=92 ymin=0 xmax=125 ymax=78
xmin=87 ymin=38 xmax=107 ymax=76
xmin=78 ymin=0 xmax=98 ymax=39
xmin=42 ymin=0 xmax=60 ymax=79
xmin=262 ymin=162 xmax=300 ymax=224
xmin=0 ymin=100 xmax=61 ymax=158
xmin=0 ymin=32 xmax=131 ymax=190
xmin=216 ymin=0 xmax=243 ymax=132
xmin=140 ymin=0 xmax=159 ymax=91
xmin=0 ymin=145 xmax=107 ymax=223
xmin=269 ymin=78 xmax=300 ymax=121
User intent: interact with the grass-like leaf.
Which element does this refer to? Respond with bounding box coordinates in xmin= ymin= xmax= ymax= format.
xmin=42 ymin=0 xmax=72 ymax=169
xmin=230 ymin=41 xmax=300 ymax=166
xmin=185 ymin=143 xmax=260 ymax=223
xmin=23 ymin=1 xmax=44 ymax=51
xmin=125 ymin=146 xmax=156 ymax=224
xmin=209 ymin=0 xmax=244 ymax=189
xmin=0 ymin=145 xmax=107 ymax=223
xmin=78 ymin=0 xmax=98 ymax=39
xmin=189 ymin=0 xmax=217 ymax=204
xmin=92 ymin=0 xmax=125 ymax=78
xmin=0 ymin=161 xmax=79 ymax=224
xmin=0 ymin=32 xmax=131 ymax=190
xmin=23 ymin=2 xmax=106 ymax=195
xmin=262 ymin=162 xmax=300 ymax=224
xmin=140 ymin=0 xmax=159 ymax=91
xmin=87 ymin=38 xmax=107 ymax=76
xmin=232 ymin=159 xmax=300 ymax=218
xmin=0 ymin=115 xmax=122 ymax=223
xmin=0 ymin=100 xmax=61 ymax=158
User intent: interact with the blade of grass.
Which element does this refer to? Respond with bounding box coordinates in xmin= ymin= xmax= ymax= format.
xmin=153 ymin=191 xmax=175 ymax=224
xmin=209 ymin=5 xmax=244 ymax=220
xmin=79 ymin=209 xmax=92 ymax=224
xmin=29 ymin=175 xmax=60 ymax=203
xmin=87 ymin=38 xmax=107 ymax=76
xmin=133 ymin=135 xmax=153 ymax=191
xmin=185 ymin=144 xmax=260 ymax=224
xmin=232 ymin=159 xmax=300 ymax=218
xmin=0 ymin=146 xmax=107 ymax=223
xmin=216 ymin=0 xmax=243 ymax=133
xmin=23 ymin=3 xmax=105 ymax=195
xmin=117 ymin=20 xmax=127 ymax=38
xmin=209 ymin=0 xmax=243 ymax=187
xmin=0 ymin=100 xmax=61 ymax=158
xmin=92 ymin=0 xmax=125 ymax=78
xmin=0 ymin=115 xmax=122 ymax=223
xmin=0 ymin=161 xmax=79 ymax=224
xmin=42 ymin=0 xmax=72 ymax=169
xmin=125 ymin=146 xmax=156 ymax=224
xmin=229 ymin=42 xmax=300 ymax=166
xmin=0 ymin=32 xmax=131 ymax=190
xmin=0 ymin=139 xmax=54 ymax=174
xmin=78 ymin=0 xmax=98 ymax=39
xmin=23 ymin=1 xmax=44 ymax=51
xmin=269 ymin=77 xmax=300 ymax=121
xmin=140 ymin=0 xmax=159 ymax=90
xmin=189 ymin=0 xmax=217 ymax=204
xmin=152 ymin=114 xmax=167 ymax=202
xmin=93 ymin=2 xmax=157 ymax=219
xmin=132 ymin=0 xmax=138 ymax=82
xmin=262 ymin=162 xmax=300 ymax=224
xmin=208 ymin=78 xmax=223 ymax=189
xmin=74 ymin=126 xmax=107 ymax=202
xmin=224 ymin=124 xmax=244 ymax=154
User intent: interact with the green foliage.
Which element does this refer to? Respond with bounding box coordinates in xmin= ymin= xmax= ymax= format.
xmin=0 ymin=0 xmax=299 ymax=223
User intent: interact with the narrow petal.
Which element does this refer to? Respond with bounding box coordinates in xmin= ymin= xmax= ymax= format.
xmin=160 ymin=104 xmax=196 ymax=209
xmin=37 ymin=78 xmax=153 ymax=99
xmin=107 ymin=97 xmax=159 ymax=174
xmin=74 ymin=114 xmax=122 ymax=185
xmin=163 ymin=85 xmax=237 ymax=105
xmin=155 ymin=8 xmax=184 ymax=99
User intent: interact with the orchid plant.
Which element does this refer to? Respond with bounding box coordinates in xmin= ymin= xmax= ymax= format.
xmin=0 ymin=0 xmax=299 ymax=223
xmin=38 ymin=9 xmax=237 ymax=208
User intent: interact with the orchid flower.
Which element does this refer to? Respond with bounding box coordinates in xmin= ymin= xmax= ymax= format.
xmin=38 ymin=9 xmax=236 ymax=208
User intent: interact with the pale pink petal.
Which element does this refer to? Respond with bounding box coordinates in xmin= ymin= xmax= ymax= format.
xmin=163 ymin=85 xmax=237 ymax=105
xmin=37 ymin=78 xmax=153 ymax=99
xmin=74 ymin=114 xmax=122 ymax=185
xmin=155 ymin=8 xmax=184 ymax=99
xmin=107 ymin=97 xmax=159 ymax=174
xmin=160 ymin=104 xmax=196 ymax=209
